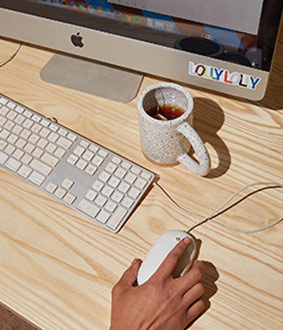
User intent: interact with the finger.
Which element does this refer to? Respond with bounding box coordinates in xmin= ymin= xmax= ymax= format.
xmin=186 ymin=299 xmax=205 ymax=323
xmin=153 ymin=237 xmax=191 ymax=279
xmin=182 ymin=282 xmax=205 ymax=307
xmin=119 ymin=258 xmax=142 ymax=287
xmin=177 ymin=260 xmax=205 ymax=291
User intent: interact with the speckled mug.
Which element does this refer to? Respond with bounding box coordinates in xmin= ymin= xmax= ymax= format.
xmin=137 ymin=82 xmax=211 ymax=176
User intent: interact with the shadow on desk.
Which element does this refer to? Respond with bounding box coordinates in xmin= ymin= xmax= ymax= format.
xmin=192 ymin=97 xmax=231 ymax=179
xmin=186 ymin=261 xmax=219 ymax=329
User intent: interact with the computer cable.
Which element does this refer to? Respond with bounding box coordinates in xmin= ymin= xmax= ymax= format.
xmin=154 ymin=181 xmax=283 ymax=234
xmin=0 ymin=44 xmax=22 ymax=67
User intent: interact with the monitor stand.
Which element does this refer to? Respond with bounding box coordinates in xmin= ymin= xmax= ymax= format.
xmin=40 ymin=53 xmax=144 ymax=102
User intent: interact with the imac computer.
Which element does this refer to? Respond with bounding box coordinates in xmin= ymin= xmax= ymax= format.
xmin=0 ymin=0 xmax=282 ymax=101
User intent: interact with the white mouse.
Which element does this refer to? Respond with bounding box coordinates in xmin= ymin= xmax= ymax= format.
xmin=137 ymin=230 xmax=197 ymax=285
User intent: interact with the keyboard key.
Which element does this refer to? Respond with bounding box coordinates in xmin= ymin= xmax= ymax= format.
xmin=105 ymin=200 xmax=117 ymax=213
xmin=21 ymin=154 xmax=32 ymax=165
xmin=99 ymin=171 xmax=111 ymax=182
xmin=101 ymin=185 xmax=114 ymax=197
xmin=0 ymin=151 xmax=9 ymax=164
xmin=15 ymin=138 xmax=26 ymax=149
xmin=31 ymin=123 xmax=41 ymax=134
xmin=62 ymin=178 xmax=74 ymax=190
xmin=82 ymin=150 xmax=94 ymax=161
xmin=85 ymin=189 xmax=97 ymax=201
xmin=39 ymin=127 xmax=50 ymax=138
xmin=7 ymin=101 xmax=16 ymax=109
xmin=13 ymin=149 xmax=24 ymax=160
xmin=63 ymin=192 xmax=76 ymax=205
xmin=124 ymin=172 xmax=136 ymax=184
xmin=45 ymin=182 xmax=57 ymax=194
xmin=92 ymin=180 xmax=104 ymax=192
xmin=0 ymin=97 xmax=7 ymax=105
xmin=54 ymin=187 xmax=67 ymax=199
xmin=30 ymin=159 xmax=52 ymax=176
xmin=114 ymin=167 xmax=126 ymax=179
xmin=67 ymin=133 xmax=76 ymax=142
xmin=48 ymin=132 xmax=59 ymax=143
xmin=76 ymin=159 xmax=87 ymax=170
xmin=5 ymin=144 xmax=16 ymax=155
xmin=17 ymin=165 xmax=32 ymax=178
xmin=98 ymin=149 xmax=108 ymax=158
xmin=0 ymin=106 xmax=9 ymax=116
xmin=0 ymin=140 xmax=7 ymax=150
xmin=49 ymin=123 xmax=59 ymax=131
xmin=108 ymin=176 xmax=120 ymax=188
xmin=111 ymin=191 xmax=123 ymax=203
xmin=121 ymin=196 xmax=134 ymax=209
xmin=94 ymin=194 xmax=107 ymax=207
xmin=107 ymin=206 xmax=127 ymax=230
xmin=134 ymin=177 xmax=147 ymax=190
xmin=97 ymin=210 xmax=110 ymax=224
xmin=41 ymin=152 xmax=58 ymax=167
xmin=85 ymin=164 xmax=97 ymax=175
xmin=118 ymin=181 xmax=130 ymax=194
xmin=105 ymin=162 xmax=117 ymax=173
xmin=40 ymin=119 xmax=50 ymax=127
xmin=128 ymin=186 xmax=140 ymax=199
xmin=46 ymin=143 xmax=56 ymax=154
xmin=80 ymin=140 xmax=89 ymax=148
xmin=77 ymin=199 xmax=99 ymax=218
xmin=92 ymin=155 xmax=104 ymax=166
xmin=73 ymin=145 xmax=85 ymax=156
xmin=28 ymin=171 xmax=45 ymax=186
xmin=67 ymin=154 xmax=78 ymax=165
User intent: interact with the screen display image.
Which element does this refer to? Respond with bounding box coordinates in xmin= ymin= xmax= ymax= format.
xmin=0 ymin=0 xmax=282 ymax=100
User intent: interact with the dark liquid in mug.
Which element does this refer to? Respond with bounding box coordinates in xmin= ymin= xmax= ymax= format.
xmin=147 ymin=105 xmax=185 ymax=120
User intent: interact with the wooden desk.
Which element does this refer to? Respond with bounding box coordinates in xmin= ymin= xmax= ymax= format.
xmin=0 ymin=30 xmax=282 ymax=330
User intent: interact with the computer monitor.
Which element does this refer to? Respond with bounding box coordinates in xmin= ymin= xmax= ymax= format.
xmin=0 ymin=0 xmax=282 ymax=101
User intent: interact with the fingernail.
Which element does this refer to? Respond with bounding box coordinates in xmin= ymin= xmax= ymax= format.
xmin=184 ymin=237 xmax=191 ymax=244
xmin=131 ymin=258 xmax=138 ymax=266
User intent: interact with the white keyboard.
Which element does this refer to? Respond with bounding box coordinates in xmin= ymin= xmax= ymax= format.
xmin=0 ymin=94 xmax=155 ymax=233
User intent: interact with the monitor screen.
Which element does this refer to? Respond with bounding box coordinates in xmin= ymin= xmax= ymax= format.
xmin=0 ymin=0 xmax=282 ymax=100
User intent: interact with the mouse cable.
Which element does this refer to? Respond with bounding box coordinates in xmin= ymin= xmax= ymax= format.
xmin=0 ymin=44 xmax=22 ymax=67
xmin=153 ymin=181 xmax=283 ymax=234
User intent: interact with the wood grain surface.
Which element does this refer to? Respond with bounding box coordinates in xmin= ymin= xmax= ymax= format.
xmin=0 ymin=19 xmax=282 ymax=330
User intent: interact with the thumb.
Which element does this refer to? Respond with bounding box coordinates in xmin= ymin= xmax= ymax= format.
xmin=120 ymin=258 xmax=142 ymax=287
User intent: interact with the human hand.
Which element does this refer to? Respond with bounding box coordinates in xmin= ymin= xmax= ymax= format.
xmin=110 ymin=237 xmax=205 ymax=330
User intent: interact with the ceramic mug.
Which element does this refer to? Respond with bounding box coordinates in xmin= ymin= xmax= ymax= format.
xmin=137 ymin=82 xmax=211 ymax=176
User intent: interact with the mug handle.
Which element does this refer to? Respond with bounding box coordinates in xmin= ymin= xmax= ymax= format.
xmin=176 ymin=122 xmax=211 ymax=176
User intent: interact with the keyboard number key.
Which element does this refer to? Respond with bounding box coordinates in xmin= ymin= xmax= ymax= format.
xmin=134 ymin=178 xmax=147 ymax=190
xmin=111 ymin=191 xmax=123 ymax=203
xmin=107 ymin=206 xmax=127 ymax=230
xmin=96 ymin=210 xmax=110 ymax=224
xmin=121 ymin=196 xmax=134 ymax=209
xmin=128 ymin=186 xmax=140 ymax=199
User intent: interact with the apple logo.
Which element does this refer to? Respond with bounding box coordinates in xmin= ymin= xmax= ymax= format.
xmin=71 ymin=32 xmax=84 ymax=48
